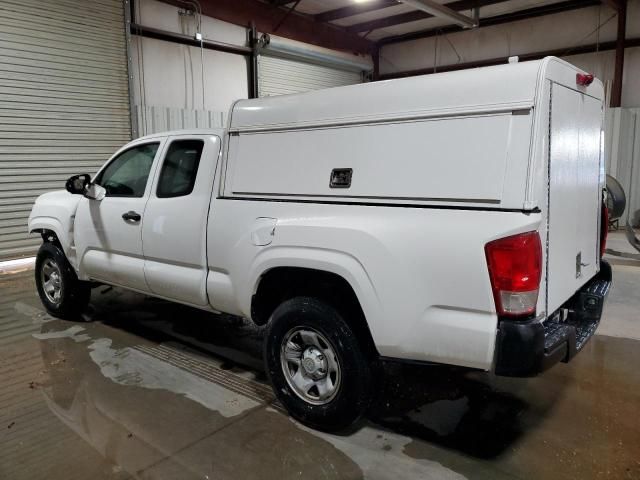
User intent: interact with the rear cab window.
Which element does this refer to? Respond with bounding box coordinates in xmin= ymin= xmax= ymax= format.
xmin=156 ymin=140 xmax=205 ymax=198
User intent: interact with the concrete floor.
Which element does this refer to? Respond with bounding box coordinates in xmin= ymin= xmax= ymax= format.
xmin=1 ymin=232 xmax=639 ymax=480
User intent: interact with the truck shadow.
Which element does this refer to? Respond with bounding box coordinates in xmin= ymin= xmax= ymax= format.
xmin=86 ymin=287 xmax=565 ymax=460
xmin=368 ymin=363 xmax=531 ymax=459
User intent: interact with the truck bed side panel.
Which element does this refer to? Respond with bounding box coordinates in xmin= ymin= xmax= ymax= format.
xmin=206 ymin=201 xmax=541 ymax=370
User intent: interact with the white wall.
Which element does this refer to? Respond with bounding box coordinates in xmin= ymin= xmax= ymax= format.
xmin=131 ymin=36 xmax=248 ymax=112
xmin=380 ymin=0 xmax=640 ymax=107
xmin=130 ymin=0 xmax=249 ymax=135
xmin=137 ymin=0 xmax=247 ymax=45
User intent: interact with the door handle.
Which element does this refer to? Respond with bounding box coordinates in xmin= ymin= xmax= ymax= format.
xmin=122 ymin=211 xmax=141 ymax=222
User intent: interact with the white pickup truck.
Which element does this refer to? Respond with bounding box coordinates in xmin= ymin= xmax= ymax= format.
xmin=28 ymin=57 xmax=611 ymax=431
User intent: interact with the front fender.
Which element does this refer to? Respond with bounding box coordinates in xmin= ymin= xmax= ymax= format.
xmin=28 ymin=190 xmax=81 ymax=266
xmin=29 ymin=216 xmax=68 ymax=249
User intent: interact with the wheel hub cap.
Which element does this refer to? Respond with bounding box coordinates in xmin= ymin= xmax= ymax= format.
xmin=301 ymin=347 xmax=327 ymax=379
xmin=40 ymin=258 xmax=63 ymax=306
xmin=280 ymin=327 xmax=341 ymax=405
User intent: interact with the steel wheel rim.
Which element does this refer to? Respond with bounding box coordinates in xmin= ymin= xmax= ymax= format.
xmin=280 ymin=327 xmax=341 ymax=405
xmin=41 ymin=258 xmax=63 ymax=306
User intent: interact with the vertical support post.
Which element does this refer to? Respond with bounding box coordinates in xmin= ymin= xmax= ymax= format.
xmin=610 ymin=0 xmax=626 ymax=108
xmin=248 ymin=23 xmax=259 ymax=98
xmin=372 ymin=45 xmax=380 ymax=81
xmin=124 ymin=0 xmax=139 ymax=139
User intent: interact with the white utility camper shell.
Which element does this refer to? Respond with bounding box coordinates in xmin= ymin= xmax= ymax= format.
xmin=225 ymin=57 xmax=602 ymax=211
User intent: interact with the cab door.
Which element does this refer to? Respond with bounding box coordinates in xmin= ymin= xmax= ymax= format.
xmin=142 ymin=134 xmax=221 ymax=306
xmin=75 ymin=139 xmax=164 ymax=291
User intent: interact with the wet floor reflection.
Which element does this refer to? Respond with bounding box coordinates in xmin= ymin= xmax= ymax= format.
xmin=84 ymin=287 xmax=550 ymax=460
xmin=2 ymin=271 xmax=640 ymax=480
xmin=38 ymin=324 xmax=363 ymax=479
xmin=35 ymin=316 xmax=468 ymax=479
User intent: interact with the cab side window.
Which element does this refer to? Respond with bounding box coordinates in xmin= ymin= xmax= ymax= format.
xmin=95 ymin=143 xmax=159 ymax=197
xmin=156 ymin=140 xmax=204 ymax=198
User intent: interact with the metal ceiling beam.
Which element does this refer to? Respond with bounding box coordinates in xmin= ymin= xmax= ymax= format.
xmin=273 ymin=0 xmax=302 ymax=32
xmin=315 ymin=0 xmax=398 ymax=23
xmin=378 ymin=36 xmax=640 ymax=79
xmin=158 ymin=0 xmax=374 ymax=54
xmin=377 ymin=0 xmax=600 ymax=45
xmin=347 ymin=0 xmax=507 ymax=33
xmin=131 ymin=23 xmax=252 ymax=55
xmin=397 ymin=0 xmax=477 ymax=28
xmin=602 ymin=0 xmax=622 ymax=9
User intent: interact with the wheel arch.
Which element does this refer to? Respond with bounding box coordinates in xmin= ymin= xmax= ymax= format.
xmin=29 ymin=217 xmax=68 ymax=252
xmin=251 ymin=263 xmax=380 ymax=358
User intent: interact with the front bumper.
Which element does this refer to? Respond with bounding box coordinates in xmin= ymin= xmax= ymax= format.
xmin=494 ymin=260 xmax=612 ymax=377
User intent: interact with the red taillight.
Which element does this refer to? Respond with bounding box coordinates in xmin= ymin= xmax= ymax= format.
xmin=576 ymin=73 xmax=594 ymax=86
xmin=485 ymin=231 xmax=542 ymax=317
xmin=600 ymin=203 xmax=609 ymax=258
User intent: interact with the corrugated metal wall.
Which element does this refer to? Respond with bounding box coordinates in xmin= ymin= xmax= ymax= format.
xmin=0 ymin=0 xmax=131 ymax=261
xmin=134 ymin=105 xmax=226 ymax=137
xmin=605 ymin=107 xmax=640 ymax=226
xmin=257 ymin=55 xmax=363 ymax=97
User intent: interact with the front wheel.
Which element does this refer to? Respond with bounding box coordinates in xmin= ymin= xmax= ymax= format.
xmin=35 ymin=242 xmax=90 ymax=320
xmin=264 ymin=297 xmax=373 ymax=431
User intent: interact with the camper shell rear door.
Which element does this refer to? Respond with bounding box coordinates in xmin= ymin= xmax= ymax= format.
xmin=545 ymin=67 xmax=604 ymax=315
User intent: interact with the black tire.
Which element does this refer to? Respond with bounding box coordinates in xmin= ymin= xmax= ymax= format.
xmin=264 ymin=296 xmax=373 ymax=432
xmin=35 ymin=242 xmax=91 ymax=320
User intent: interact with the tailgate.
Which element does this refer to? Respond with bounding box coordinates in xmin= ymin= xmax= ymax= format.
xmin=547 ymin=83 xmax=603 ymax=314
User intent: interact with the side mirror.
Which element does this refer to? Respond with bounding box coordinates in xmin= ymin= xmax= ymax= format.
xmin=65 ymin=174 xmax=91 ymax=195
xmin=84 ymin=183 xmax=106 ymax=201
xmin=64 ymin=174 xmax=106 ymax=201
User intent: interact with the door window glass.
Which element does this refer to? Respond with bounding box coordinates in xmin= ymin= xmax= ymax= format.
xmin=95 ymin=143 xmax=159 ymax=197
xmin=156 ymin=140 xmax=204 ymax=198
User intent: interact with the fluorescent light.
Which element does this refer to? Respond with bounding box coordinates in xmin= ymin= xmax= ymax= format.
xmin=398 ymin=0 xmax=478 ymax=28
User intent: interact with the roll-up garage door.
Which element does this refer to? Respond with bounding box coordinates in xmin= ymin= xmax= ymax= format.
xmin=0 ymin=0 xmax=131 ymax=261
xmin=257 ymin=55 xmax=363 ymax=97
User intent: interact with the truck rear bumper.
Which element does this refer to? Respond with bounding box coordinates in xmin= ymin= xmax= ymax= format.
xmin=494 ymin=260 xmax=612 ymax=377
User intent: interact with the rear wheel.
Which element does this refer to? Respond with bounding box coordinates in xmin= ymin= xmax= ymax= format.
xmin=264 ymin=297 xmax=373 ymax=431
xmin=35 ymin=242 xmax=90 ymax=320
